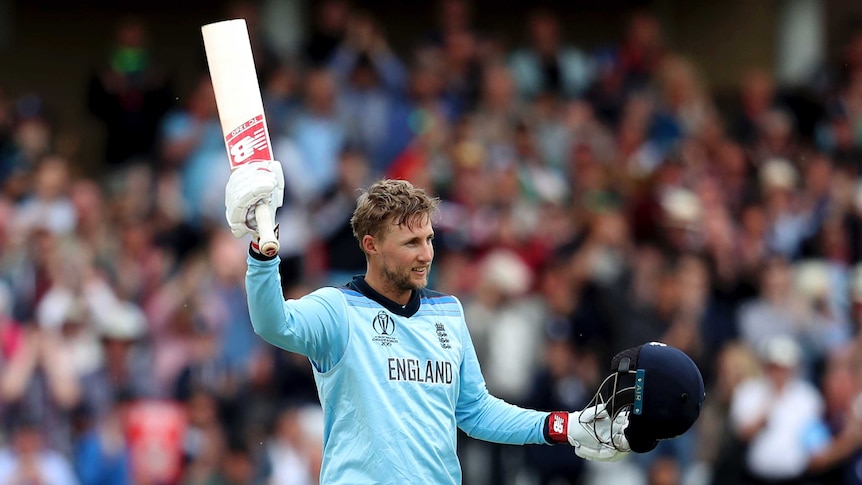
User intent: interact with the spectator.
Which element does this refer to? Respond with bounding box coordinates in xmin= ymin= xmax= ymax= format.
xmin=69 ymin=179 xmax=115 ymax=265
xmin=511 ymin=122 xmax=570 ymax=206
xmin=424 ymin=0 xmax=476 ymax=49
xmin=0 ymin=95 xmax=54 ymax=202
xmin=729 ymin=335 xmax=823 ymax=485
xmin=72 ymin=390 xmax=134 ymax=485
xmin=378 ymin=53 xmax=455 ymax=179
xmin=437 ymin=26 xmax=484 ymax=113
xmin=302 ymin=0 xmax=352 ymax=67
xmin=567 ymin=208 xmax=634 ymax=352
xmin=309 ymin=146 xmax=371 ymax=285
xmin=264 ymin=64 xmax=303 ymax=137
xmin=804 ymin=346 xmax=862 ymax=483
xmin=463 ymin=249 xmax=543 ymax=404
xmin=736 ymin=256 xmax=803 ymax=354
xmin=792 ymin=259 xmax=852 ymax=360
xmin=699 ymin=342 xmax=762 ymax=485
xmin=469 ymin=63 xmax=526 ymax=167
xmin=214 ymin=439 xmax=267 ymax=485
xmin=147 ymin=257 xmax=215 ymax=397
xmin=222 ymin=348 xmax=297 ymax=455
xmin=0 ymin=324 xmax=82 ymax=455
xmin=0 ymin=414 xmax=79 ymax=485
xmin=86 ymin=16 xmax=173 ymax=170
xmin=729 ymin=68 xmax=785 ymax=146
xmin=286 ymin=68 xmax=346 ymax=201
xmin=509 ymin=7 xmax=595 ymax=100
xmin=752 ymin=109 xmax=800 ymax=164
xmin=179 ymin=388 xmax=227 ymax=484
xmin=616 ymin=11 xmax=667 ymax=94
xmin=14 ymin=156 xmax=77 ymax=238
xmin=199 ymin=230 xmax=263 ymax=383
xmin=651 ymin=55 xmax=714 ymax=155
xmin=521 ymin=327 xmax=598 ymax=485
xmin=265 ymin=403 xmax=323 ymax=485
xmin=158 ymin=74 xmax=226 ymax=227
xmin=584 ymin=48 xmax=629 ymax=130
xmin=760 ymin=157 xmax=808 ymax=258
xmin=329 ymin=11 xmax=407 ymax=164
xmin=80 ymin=300 xmax=154 ymax=420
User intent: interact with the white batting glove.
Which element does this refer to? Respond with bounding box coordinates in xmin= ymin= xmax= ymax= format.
xmin=546 ymin=404 xmax=630 ymax=462
xmin=225 ymin=160 xmax=284 ymax=239
xmin=570 ymin=405 xmax=631 ymax=461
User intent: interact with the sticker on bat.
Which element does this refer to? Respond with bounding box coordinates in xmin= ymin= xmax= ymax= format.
xmin=225 ymin=114 xmax=272 ymax=167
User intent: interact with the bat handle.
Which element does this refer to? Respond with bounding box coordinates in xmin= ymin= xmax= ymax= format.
xmin=254 ymin=203 xmax=280 ymax=257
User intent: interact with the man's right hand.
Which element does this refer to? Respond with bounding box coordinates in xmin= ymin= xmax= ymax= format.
xmin=225 ymin=160 xmax=284 ymax=239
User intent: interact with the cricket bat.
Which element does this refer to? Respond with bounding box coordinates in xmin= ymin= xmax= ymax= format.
xmin=201 ymin=19 xmax=279 ymax=257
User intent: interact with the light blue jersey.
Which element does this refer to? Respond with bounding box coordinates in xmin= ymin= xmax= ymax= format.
xmin=246 ymin=256 xmax=553 ymax=484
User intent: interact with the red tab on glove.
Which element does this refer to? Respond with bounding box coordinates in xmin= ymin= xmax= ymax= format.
xmin=547 ymin=412 xmax=569 ymax=444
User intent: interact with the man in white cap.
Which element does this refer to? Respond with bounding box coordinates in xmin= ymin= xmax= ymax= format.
xmin=729 ymin=335 xmax=823 ymax=485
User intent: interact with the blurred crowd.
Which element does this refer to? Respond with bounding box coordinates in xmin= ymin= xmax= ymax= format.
xmin=0 ymin=0 xmax=861 ymax=484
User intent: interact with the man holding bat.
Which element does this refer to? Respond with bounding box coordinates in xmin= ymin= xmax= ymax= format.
xmin=224 ymin=167 xmax=705 ymax=483
xmin=203 ymin=16 xmax=702 ymax=484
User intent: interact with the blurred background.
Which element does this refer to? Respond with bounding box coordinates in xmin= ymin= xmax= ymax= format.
xmin=0 ymin=0 xmax=861 ymax=484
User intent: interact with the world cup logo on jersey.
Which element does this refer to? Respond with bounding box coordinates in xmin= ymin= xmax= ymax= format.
xmin=373 ymin=311 xmax=395 ymax=335
xmin=371 ymin=311 xmax=398 ymax=347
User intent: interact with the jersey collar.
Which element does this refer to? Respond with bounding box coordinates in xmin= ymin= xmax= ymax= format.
xmin=348 ymin=276 xmax=421 ymax=317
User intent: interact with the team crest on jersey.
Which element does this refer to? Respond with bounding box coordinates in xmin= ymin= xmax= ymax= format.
xmin=372 ymin=311 xmax=398 ymax=347
xmin=435 ymin=322 xmax=451 ymax=349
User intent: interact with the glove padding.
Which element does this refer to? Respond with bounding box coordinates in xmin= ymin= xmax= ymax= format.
xmin=225 ymin=160 xmax=284 ymax=239
xmin=568 ymin=404 xmax=631 ymax=462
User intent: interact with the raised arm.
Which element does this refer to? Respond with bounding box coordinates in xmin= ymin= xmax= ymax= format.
xmin=246 ymin=257 xmax=349 ymax=372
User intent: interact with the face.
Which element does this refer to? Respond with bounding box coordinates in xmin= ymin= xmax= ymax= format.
xmin=365 ymin=216 xmax=434 ymax=300
xmin=765 ymin=363 xmax=794 ymax=387
xmin=14 ymin=427 xmax=42 ymax=455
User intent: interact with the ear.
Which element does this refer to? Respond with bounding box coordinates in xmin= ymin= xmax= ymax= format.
xmin=361 ymin=234 xmax=378 ymax=255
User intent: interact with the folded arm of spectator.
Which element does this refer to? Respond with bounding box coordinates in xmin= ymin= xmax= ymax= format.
xmin=806 ymin=414 xmax=862 ymax=473
xmin=37 ymin=330 xmax=81 ymax=409
xmin=1 ymin=328 xmax=83 ymax=409
xmin=0 ymin=328 xmax=39 ymax=402
xmin=735 ymin=414 xmax=768 ymax=443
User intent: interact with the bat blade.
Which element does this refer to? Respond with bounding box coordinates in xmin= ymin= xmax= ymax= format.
xmin=201 ymin=18 xmax=279 ymax=257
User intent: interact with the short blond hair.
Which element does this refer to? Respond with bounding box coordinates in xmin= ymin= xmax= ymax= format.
xmin=350 ymin=179 xmax=439 ymax=252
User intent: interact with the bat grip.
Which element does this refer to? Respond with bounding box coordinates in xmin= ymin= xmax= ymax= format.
xmin=254 ymin=204 xmax=279 ymax=257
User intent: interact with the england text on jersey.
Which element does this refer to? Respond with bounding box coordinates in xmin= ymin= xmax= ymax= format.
xmin=387 ymin=357 xmax=454 ymax=384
